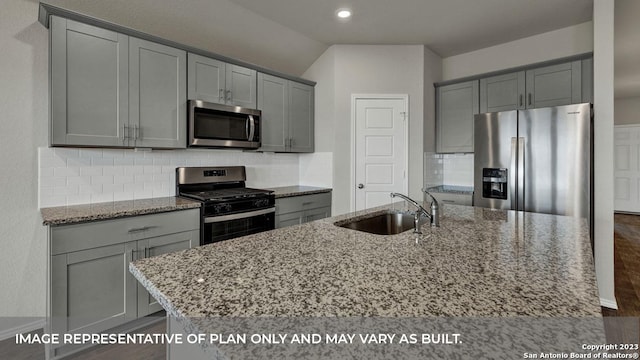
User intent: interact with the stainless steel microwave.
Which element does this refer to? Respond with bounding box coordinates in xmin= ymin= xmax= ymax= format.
xmin=188 ymin=100 xmax=261 ymax=149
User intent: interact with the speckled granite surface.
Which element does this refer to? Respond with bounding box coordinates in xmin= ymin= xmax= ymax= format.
xmin=41 ymin=197 xmax=201 ymax=226
xmin=266 ymin=185 xmax=331 ymax=199
xmin=130 ymin=204 xmax=600 ymax=318
xmin=426 ymin=185 xmax=474 ymax=194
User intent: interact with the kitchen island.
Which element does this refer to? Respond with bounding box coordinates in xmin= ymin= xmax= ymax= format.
xmin=130 ymin=203 xmax=604 ymax=359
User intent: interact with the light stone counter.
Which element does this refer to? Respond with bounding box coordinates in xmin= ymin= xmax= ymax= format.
xmin=41 ymin=196 xmax=201 ymax=226
xmin=129 ymin=204 xmax=603 ymax=358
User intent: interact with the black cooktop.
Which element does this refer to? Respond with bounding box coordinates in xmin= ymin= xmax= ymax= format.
xmin=180 ymin=187 xmax=273 ymax=202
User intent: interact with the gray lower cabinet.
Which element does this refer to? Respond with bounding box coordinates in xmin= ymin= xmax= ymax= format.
xmin=258 ymin=73 xmax=315 ymax=153
xmin=275 ymin=192 xmax=331 ymax=228
xmin=49 ymin=15 xmax=187 ymax=149
xmin=48 ymin=209 xmax=199 ymax=358
xmin=430 ymin=192 xmax=473 ymax=206
xmin=187 ymin=53 xmax=257 ymax=108
xmin=436 ymin=80 xmax=479 ymax=153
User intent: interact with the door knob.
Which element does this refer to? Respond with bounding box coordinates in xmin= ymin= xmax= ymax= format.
xmin=358 ymin=184 xmax=364 ymax=189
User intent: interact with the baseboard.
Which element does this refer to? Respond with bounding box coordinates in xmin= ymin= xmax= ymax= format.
xmin=0 ymin=319 xmax=46 ymax=341
xmin=600 ymin=297 xmax=618 ymax=310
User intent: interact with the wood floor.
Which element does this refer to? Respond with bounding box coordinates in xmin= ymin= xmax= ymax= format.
xmin=604 ymin=214 xmax=640 ymax=317
xmin=2 ymin=215 xmax=640 ymax=359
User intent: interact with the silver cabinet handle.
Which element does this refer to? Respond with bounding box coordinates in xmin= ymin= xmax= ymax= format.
xmin=219 ymin=89 xmax=224 ymax=102
xmin=134 ymin=124 xmax=140 ymax=141
xmin=519 ymin=94 xmax=523 ymax=107
xmin=123 ymin=124 xmax=129 ymax=143
xmin=358 ymin=184 xmax=364 ymax=189
xmin=226 ymin=90 xmax=232 ymax=101
xmin=128 ymin=226 xmax=156 ymax=233
xmin=528 ymin=93 xmax=532 ymax=106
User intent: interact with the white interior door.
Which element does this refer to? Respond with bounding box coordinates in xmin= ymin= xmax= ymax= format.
xmin=614 ymin=125 xmax=640 ymax=213
xmin=354 ymin=96 xmax=408 ymax=211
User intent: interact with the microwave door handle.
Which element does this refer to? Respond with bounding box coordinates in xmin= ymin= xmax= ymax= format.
xmin=247 ymin=115 xmax=256 ymax=141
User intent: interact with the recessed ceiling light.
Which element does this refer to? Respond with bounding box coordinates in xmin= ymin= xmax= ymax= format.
xmin=336 ymin=9 xmax=352 ymax=19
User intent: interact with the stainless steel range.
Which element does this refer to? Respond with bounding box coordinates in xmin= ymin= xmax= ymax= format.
xmin=176 ymin=166 xmax=275 ymax=245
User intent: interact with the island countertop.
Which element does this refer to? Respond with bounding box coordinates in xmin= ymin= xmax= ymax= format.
xmin=130 ymin=203 xmax=601 ymax=318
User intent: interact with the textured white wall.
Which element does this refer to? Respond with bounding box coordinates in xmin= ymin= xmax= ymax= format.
xmin=614 ymin=97 xmax=640 ymax=125
xmin=593 ymin=0 xmax=616 ymax=308
xmin=304 ymin=45 xmax=425 ymax=216
xmin=0 ymin=0 xmax=49 ymax=328
xmin=442 ymin=21 xmax=594 ymax=81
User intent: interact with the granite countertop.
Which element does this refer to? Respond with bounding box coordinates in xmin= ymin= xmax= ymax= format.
xmin=130 ymin=204 xmax=600 ymax=318
xmin=426 ymin=185 xmax=474 ymax=194
xmin=266 ymin=185 xmax=332 ymax=198
xmin=41 ymin=196 xmax=201 ymax=226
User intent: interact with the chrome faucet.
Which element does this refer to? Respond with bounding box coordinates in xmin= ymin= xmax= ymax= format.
xmin=390 ymin=193 xmax=432 ymax=234
xmin=422 ymin=189 xmax=440 ymax=228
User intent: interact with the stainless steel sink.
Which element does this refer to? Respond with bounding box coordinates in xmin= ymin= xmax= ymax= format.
xmin=336 ymin=211 xmax=427 ymax=235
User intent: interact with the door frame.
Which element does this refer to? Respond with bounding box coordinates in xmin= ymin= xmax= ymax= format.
xmin=350 ymin=94 xmax=409 ymax=212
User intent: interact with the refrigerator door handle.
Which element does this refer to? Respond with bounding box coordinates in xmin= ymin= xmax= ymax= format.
xmin=510 ymin=137 xmax=518 ymax=210
xmin=517 ymin=137 xmax=525 ymax=210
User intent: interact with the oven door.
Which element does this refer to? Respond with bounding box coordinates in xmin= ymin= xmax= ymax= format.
xmin=189 ymin=100 xmax=260 ymax=149
xmin=202 ymin=207 xmax=275 ymax=245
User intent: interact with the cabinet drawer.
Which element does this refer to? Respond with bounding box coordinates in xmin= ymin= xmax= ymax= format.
xmin=275 ymin=192 xmax=331 ymax=215
xmin=431 ymin=192 xmax=473 ymax=206
xmin=51 ymin=209 xmax=200 ymax=255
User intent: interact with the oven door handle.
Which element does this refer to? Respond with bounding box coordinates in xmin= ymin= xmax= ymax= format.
xmin=204 ymin=207 xmax=275 ymax=223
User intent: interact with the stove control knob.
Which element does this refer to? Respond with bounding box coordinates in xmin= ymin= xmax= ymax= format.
xmin=254 ymin=199 xmax=269 ymax=208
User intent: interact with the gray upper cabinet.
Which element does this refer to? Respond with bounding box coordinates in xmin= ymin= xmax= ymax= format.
xmin=437 ymin=80 xmax=479 ymax=153
xmin=258 ymin=73 xmax=288 ymax=152
xmin=50 ymin=16 xmax=186 ymax=149
xmin=187 ymin=53 xmax=257 ymax=108
xmin=581 ymin=57 xmax=593 ymax=103
xmin=129 ymin=38 xmax=187 ymax=148
xmin=288 ymin=81 xmax=315 ymax=153
xmin=479 ymin=72 xmax=525 ymax=113
xmin=50 ymin=16 xmax=129 ymax=147
xmin=258 ymin=73 xmax=314 ymax=153
xmin=524 ymin=60 xmax=582 ymax=109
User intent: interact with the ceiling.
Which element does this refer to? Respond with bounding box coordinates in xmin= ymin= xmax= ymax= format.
xmin=48 ymin=0 xmax=638 ymax=98
xmin=228 ymin=0 xmax=593 ymax=58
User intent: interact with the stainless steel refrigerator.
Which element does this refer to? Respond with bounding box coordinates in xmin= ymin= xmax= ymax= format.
xmin=473 ymin=103 xmax=592 ymax=219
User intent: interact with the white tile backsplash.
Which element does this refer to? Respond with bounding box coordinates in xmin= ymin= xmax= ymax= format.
xmin=441 ymin=153 xmax=474 ymax=186
xmin=38 ymin=147 xmax=301 ymax=208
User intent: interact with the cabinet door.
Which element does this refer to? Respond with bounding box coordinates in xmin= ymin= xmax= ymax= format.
xmin=304 ymin=206 xmax=331 ymax=223
xmin=51 ymin=243 xmax=137 ymax=337
xmin=479 ymin=72 xmax=525 ymax=113
xmin=525 ymin=61 xmax=582 ymax=109
xmin=581 ymin=58 xmax=593 ymax=104
xmin=136 ymin=230 xmax=198 ymax=317
xmin=187 ymin=53 xmax=226 ymax=104
xmin=226 ymin=64 xmax=257 ymax=108
xmin=129 ymin=37 xmax=187 ymax=148
xmin=436 ymin=80 xmax=479 ymax=153
xmin=276 ymin=211 xmax=305 ymax=229
xmin=50 ymin=16 xmax=128 ymax=147
xmin=257 ymin=73 xmax=288 ymax=152
xmin=288 ymin=81 xmax=315 ymax=153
